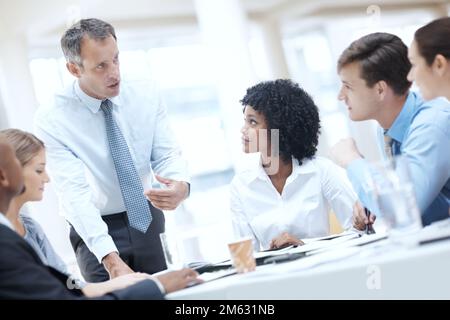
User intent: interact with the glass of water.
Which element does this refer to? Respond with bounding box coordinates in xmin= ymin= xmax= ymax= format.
xmin=369 ymin=156 xmax=422 ymax=242
xmin=159 ymin=232 xmax=185 ymax=270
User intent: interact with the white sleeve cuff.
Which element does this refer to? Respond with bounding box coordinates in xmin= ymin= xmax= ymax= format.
xmin=91 ymin=236 xmax=119 ymax=263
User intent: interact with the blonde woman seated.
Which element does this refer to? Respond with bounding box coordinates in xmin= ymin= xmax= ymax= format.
xmin=1 ymin=129 xmax=199 ymax=297
xmin=230 ymin=80 xmax=360 ymax=251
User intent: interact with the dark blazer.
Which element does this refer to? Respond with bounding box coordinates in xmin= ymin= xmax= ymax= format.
xmin=0 ymin=224 xmax=164 ymax=300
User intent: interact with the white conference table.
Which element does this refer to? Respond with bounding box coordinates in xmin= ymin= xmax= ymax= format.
xmin=167 ymin=222 xmax=450 ymax=300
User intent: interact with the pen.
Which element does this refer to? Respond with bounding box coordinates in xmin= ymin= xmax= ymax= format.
xmin=364 ymin=208 xmax=376 ymax=234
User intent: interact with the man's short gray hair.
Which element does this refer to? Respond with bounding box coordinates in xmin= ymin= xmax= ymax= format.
xmin=61 ymin=18 xmax=116 ymax=66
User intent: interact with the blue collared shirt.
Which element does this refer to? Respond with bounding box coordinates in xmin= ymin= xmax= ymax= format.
xmin=347 ymin=91 xmax=450 ymax=226
xmin=34 ymin=81 xmax=189 ymax=262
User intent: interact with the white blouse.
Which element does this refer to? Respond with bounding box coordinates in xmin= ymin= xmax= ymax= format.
xmin=230 ymin=156 xmax=357 ymax=250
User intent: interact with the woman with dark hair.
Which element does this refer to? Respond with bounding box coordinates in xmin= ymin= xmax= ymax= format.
xmin=407 ymin=17 xmax=450 ymax=218
xmin=230 ymin=80 xmax=358 ymax=251
xmin=408 ymin=17 xmax=450 ymax=101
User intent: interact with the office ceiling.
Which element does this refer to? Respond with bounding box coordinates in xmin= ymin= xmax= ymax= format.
xmin=0 ymin=0 xmax=448 ymax=41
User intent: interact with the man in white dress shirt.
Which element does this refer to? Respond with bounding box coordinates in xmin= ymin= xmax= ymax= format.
xmin=34 ymin=18 xmax=190 ymax=282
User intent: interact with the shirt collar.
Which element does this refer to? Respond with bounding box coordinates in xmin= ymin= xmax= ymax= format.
xmin=0 ymin=213 xmax=14 ymax=231
xmin=74 ymin=81 xmax=122 ymax=114
xmin=243 ymin=155 xmax=316 ymax=185
xmin=385 ymin=91 xmax=419 ymax=143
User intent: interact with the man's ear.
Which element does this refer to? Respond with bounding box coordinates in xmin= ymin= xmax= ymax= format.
xmin=375 ymin=80 xmax=388 ymax=100
xmin=432 ymin=54 xmax=448 ymax=77
xmin=0 ymin=168 xmax=10 ymax=188
xmin=66 ymin=62 xmax=82 ymax=78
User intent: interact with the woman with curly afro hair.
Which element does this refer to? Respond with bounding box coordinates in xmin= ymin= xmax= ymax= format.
xmin=230 ymin=79 xmax=358 ymax=251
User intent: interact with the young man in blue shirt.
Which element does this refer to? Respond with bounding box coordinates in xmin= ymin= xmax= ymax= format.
xmin=331 ymin=32 xmax=450 ymax=228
